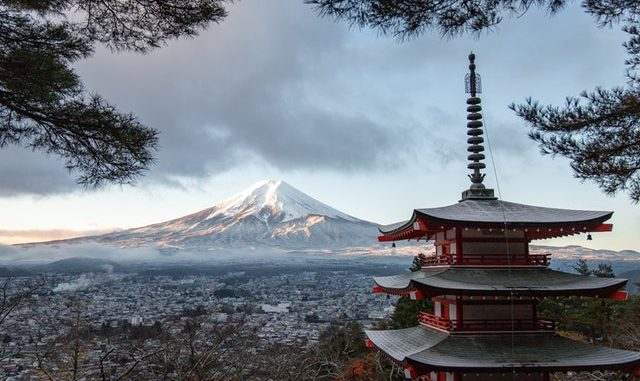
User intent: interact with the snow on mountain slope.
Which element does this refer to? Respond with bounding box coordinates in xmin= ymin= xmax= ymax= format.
xmin=208 ymin=180 xmax=359 ymax=224
xmin=90 ymin=180 xmax=378 ymax=250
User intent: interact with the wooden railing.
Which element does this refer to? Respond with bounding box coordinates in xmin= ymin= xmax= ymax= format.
xmin=420 ymin=254 xmax=453 ymax=266
xmin=420 ymin=253 xmax=551 ymax=267
xmin=528 ymin=253 xmax=551 ymax=266
xmin=418 ymin=312 xmax=558 ymax=333
xmin=418 ymin=312 xmax=452 ymax=331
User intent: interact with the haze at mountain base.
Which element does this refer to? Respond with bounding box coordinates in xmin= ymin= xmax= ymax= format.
xmin=22 ymin=180 xmax=381 ymax=251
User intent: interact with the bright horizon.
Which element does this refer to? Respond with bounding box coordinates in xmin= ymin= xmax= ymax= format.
xmin=1 ymin=2 xmax=639 ymax=252
xmin=0 ymin=178 xmax=632 ymax=253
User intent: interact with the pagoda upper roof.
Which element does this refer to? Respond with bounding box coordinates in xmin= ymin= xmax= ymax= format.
xmin=374 ymin=268 xmax=626 ymax=297
xmin=366 ymin=327 xmax=640 ymax=372
xmin=378 ymin=198 xmax=612 ymax=241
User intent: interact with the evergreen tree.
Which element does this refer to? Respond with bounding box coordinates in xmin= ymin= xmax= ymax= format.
xmin=409 ymin=253 xmax=425 ymax=272
xmin=307 ymin=0 xmax=640 ymax=201
xmin=572 ymin=258 xmax=592 ymax=276
xmin=571 ymin=259 xmax=616 ymax=278
xmin=389 ymin=254 xmax=431 ymax=329
xmin=390 ymin=297 xmax=431 ymax=329
xmin=1 ymin=1 xmax=230 ymax=186
xmin=593 ymin=263 xmax=616 ymax=278
xmin=542 ymin=259 xmax=617 ymax=341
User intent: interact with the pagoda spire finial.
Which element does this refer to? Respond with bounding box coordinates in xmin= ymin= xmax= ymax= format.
xmin=461 ymin=53 xmax=496 ymax=201
xmin=466 ymin=52 xmax=480 ymax=96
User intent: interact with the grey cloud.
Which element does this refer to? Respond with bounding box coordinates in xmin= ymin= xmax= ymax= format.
xmin=483 ymin=119 xmax=538 ymax=159
xmin=65 ymin=1 xmax=416 ymax=189
xmin=1 ymin=1 xmax=628 ymax=196
xmin=0 ymin=146 xmax=78 ymax=196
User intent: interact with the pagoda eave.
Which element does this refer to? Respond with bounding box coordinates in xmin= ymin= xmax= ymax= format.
xmin=378 ymin=199 xmax=613 ymax=242
xmin=366 ymin=327 xmax=640 ymax=374
xmin=378 ymin=219 xmax=612 ymax=242
xmin=373 ymin=268 xmax=628 ymax=298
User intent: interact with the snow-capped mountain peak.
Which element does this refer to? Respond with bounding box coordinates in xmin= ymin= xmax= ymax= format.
xmin=207 ymin=180 xmax=359 ymax=224
xmin=80 ymin=179 xmax=376 ymax=250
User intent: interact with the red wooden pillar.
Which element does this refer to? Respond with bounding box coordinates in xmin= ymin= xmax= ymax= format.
xmin=441 ymin=301 xmax=450 ymax=320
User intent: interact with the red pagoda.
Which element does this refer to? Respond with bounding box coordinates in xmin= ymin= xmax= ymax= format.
xmin=365 ymin=54 xmax=640 ymax=381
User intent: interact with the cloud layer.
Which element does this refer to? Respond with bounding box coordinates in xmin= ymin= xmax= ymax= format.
xmin=5 ymin=1 xmax=416 ymax=197
xmin=0 ymin=2 xmax=628 ymax=196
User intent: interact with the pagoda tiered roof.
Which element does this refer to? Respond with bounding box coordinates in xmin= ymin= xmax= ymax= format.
xmin=373 ymin=267 xmax=627 ymax=298
xmin=364 ymin=54 xmax=640 ymax=379
xmin=378 ymin=199 xmax=612 ymax=241
xmin=366 ymin=327 xmax=640 ymax=373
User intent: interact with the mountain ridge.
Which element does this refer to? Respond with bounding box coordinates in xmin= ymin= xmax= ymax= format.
xmin=25 ymin=180 xmax=379 ymax=250
xmin=13 ymin=180 xmax=640 ymax=267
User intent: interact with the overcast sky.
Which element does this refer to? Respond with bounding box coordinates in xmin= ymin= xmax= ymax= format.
xmin=1 ymin=1 xmax=638 ymax=251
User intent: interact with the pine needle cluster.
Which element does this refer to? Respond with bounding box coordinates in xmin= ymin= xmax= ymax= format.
xmin=0 ymin=1 xmax=231 ymax=186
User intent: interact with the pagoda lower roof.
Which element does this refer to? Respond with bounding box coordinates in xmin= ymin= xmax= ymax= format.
xmin=378 ymin=199 xmax=612 ymax=239
xmin=374 ymin=268 xmax=626 ymax=297
xmin=365 ymin=327 xmax=640 ymax=372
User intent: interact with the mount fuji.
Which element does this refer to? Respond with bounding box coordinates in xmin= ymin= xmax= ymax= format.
xmin=14 ymin=181 xmax=640 ymax=266
xmin=56 ymin=180 xmax=380 ymax=251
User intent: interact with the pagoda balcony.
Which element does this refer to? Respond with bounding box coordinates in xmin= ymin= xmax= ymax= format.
xmin=418 ymin=312 xmax=452 ymax=331
xmin=418 ymin=312 xmax=558 ymax=333
xmin=420 ymin=254 xmax=453 ymax=266
xmin=420 ymin=253 xmax=551 ymax=267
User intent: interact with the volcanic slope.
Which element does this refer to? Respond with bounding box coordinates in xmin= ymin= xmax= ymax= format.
xmin=90 ymin=180 xmax=379 ymax=250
